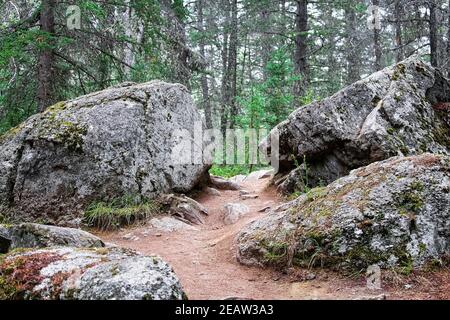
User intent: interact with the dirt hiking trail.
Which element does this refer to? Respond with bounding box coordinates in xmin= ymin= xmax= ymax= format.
xmin=98 ymin=176 xmax=449 ymax=300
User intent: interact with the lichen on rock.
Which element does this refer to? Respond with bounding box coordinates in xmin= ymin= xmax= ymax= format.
xmin=0 ymin=246 xmax=186 ymax=300
xmin=236 ymin=154 xmax=450 ymax=272
xmin=0 ymin=81 xmax=211 ymax=226
xmin=263 ymin=57 xmax=450 ymax=195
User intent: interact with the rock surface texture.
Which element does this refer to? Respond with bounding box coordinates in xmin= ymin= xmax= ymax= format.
xmin=0 ymin=246 xmax=186 ymax=300
xmin=0 ymin=81 xmax=210 ymax=226
xmin=236 ymin=154 xmax=450 ymax=271
xmin=262 ymin=57 xmax=450 ymax=194
xmin=223 ymin=203 xmax=250 ymax=225
xmin=0 ymin=223 xmax=104 ymax=253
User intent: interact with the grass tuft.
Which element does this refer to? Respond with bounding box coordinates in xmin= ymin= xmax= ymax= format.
xmin=83 ymin=195 xmax=161 ymax=231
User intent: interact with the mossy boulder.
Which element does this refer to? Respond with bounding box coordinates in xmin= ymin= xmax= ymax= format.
xmin=0 ymin=223 xmax=104 ymax=253
xmin=236 ymin=154 xmax=450 ymax=272
xmin=0 ymin=81 xmax=210 ymax=226
xmin=263 ymin=57 xmax=450 ymax=194
xmin=0 ymin=246 xmax=186 ymax=300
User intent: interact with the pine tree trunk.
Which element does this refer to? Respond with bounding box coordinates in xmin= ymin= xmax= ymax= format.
xmin=37 ymin=0 xmax=56 ymax=112
xmin=372 ymin=0 xmax=382 ymax=71
xmin=227 ymin=0 xmax=238 ymax=128
xmin=197 ymin=0 xmax=213 ymax=129
xmin=293 ymin=0 xmax=308 ymax=97
xmin=220 ymin=0 xmax=230 ymax=133
xmin=394 ymin=0 xmax=403 ymax=62
xmin=345 ymin=5 xmax=359 ymax=84
xmin=447 ymin=0 xmax=450 ymax=77
xmin=260 ymin=7 xmax=271 ymax=80
xmin=162 ymin=0 xmax=191 ymax=88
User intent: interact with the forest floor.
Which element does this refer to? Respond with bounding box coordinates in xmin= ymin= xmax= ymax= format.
xmin=97 ymin=176 xmax=450 ymax=300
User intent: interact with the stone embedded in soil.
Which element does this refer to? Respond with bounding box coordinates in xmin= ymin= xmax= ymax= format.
xmin=229 ymin=175 xmax=246 ymax=183
xmin=122 ymin=233 xmax=140 ymax=241
xmin=0 ymin=223 xmax=104 ymax=252
xmin=205 ymin=187 xmax=222 ymax=196
xmin=163 ymin=194 xmax=208 ymax=225
xmin=240 ymin=194 xmax=259 ymax=200
xmin=236 ymin=154 xmax=450 ymax=271
xmin=0 ymin=246 xmax=186 ymax=300
xmin=223 ymin=203 xmax=250 ymax=225
xmin=210 ymin=176 xmax=241 ymax=190
xmin=149 ymin=216 xmax=197 ymax=232
xmin=245 ymin=169 xmax=274 ymax=181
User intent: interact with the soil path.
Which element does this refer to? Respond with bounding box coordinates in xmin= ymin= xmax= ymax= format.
xmin=97 ymin=176 xmax=447 ymax=300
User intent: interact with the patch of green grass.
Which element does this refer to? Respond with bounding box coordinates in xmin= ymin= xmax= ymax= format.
xmin=261 ymin=240 xmax=289 ymax=265
xmin=287 ymin=191 xmax=301 ymax=201
xmin=305 ymin=186 xmax=327 ymax=202
xmin=83 ymin=195 xmax=161 ymax=230
xmin=209 ymin=164 xmax=270 ymax=178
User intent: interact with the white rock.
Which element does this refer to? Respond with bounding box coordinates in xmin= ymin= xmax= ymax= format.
xmin=223 ymin=203 xmax=250 ymax=225
xmin=149 ymin=216 xmax=197 ymax=232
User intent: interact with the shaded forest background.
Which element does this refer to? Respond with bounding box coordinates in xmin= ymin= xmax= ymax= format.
xmin=0 ymin=0 xmax=449 ymax=135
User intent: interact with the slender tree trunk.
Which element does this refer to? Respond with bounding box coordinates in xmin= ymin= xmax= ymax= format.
xmin=197 ymin=0 xmax=213 ymax=128
xmin=123 ymin=0 xmax=134 ymax=76
xmin=260 ymin=6 xmax=271 ymax=79
xmin=280 ymin=0 xmax=288 ymax=47
xmin=394 ymin=0 xmax=403 ymax=62
xmin=293 ymin=0 xmax=308 ymax=97
xmin=372 ymin=0 xmax=382 ymax=71
xmin=162 ymin=0 xmax=191 ymax=88
xmin=227 ymin=0 xmax=238 ymax=128
xmin=37 ymin=0 xmax=56 ymax=112
xmin=429 ymin=0 xmax=438 ymax=67
xmin=240 ymin=34 xmax=248 ymax=89
xmin=220 ymin=0 xmax=230 ymax=133
xmin=447 ymin=0 xmax=450 ymax=77
xmin=345 ymin=5 xmax=359 ymax=84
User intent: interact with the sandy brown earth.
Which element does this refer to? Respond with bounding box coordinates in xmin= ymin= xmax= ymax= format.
xmin=97 ymin=176 xmax=450 ymax=300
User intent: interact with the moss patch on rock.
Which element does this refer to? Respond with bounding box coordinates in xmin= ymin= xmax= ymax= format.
xmin=33 ymin=101 xmax=88 ymax=152
xmin=0 ymin=251 xmax=62 ymax=299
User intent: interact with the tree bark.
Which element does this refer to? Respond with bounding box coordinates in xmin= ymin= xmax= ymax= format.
xmin=345 ymin=4 xmax=359 ymax=84
xmin=197 ymin=0 xmax=213 ymax=128
xmin=220 ymin=0 xmax=230 ymax=133
xmin=447 ymin=0 xmax=450 ymax=77
xmin=162 ymin=0 xmax=191 ymax=88
xmin=394 ymin=0 xmax=403 ymax=62
xmin=372 ymin=0 xmax=382 ymax=71
xmin=429 ymin=0 xmax=438 ymax=67
xmin=227 ymin=0 xmax=238 ymax=128
xmin=293 ymin=0 xmax=308 ymax=97
xmin=260 ymin=5 xmax=271 ymax=80
xmin=37 ymin=0 xmax=56 ymax=112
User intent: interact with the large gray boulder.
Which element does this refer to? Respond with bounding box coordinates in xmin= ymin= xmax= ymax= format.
xmin=263 ymin=57 xmax=450 ymax=194
xmin=0 ymin=81 xmax=210 ymax=226
xmin=236 ymin=154 xmax=450 ymax=271
xmin=0 ymin=223 xmax=104 ymax=253
xmin=0 ymin=246 xmax=186 ymax=300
